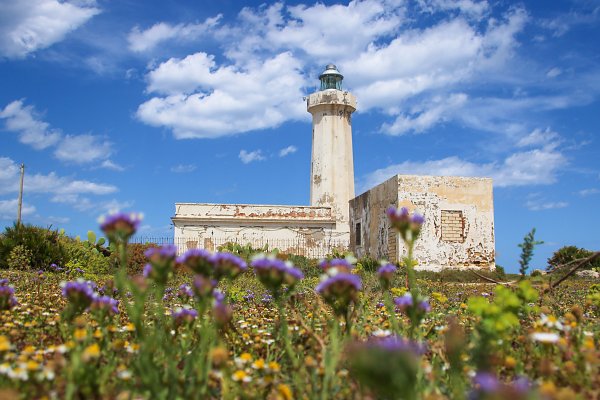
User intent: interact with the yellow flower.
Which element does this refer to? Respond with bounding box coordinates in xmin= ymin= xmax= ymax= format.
xmin=22 ymin=345 xmax=35 ymax=355
xmin=240 ymin=353 xmax=252 ymax=362
xmin=123 ymin=323 xmax=135 ymax=332
xmin=252 ymin=358 xmax=265 ymax=370
xmin=26 ymin=360 xmax=39 ymax=371
xmin=276 ymin=383 xmax=293 ymax=400
xmin=0 ymin=336 xmax=11 ymax=352
xmin=93 ymin=329 xmax=103 ymax=339
xmin=504 ymin=356 xmax=516 ymax=369
xmin=82 ymin=343 xmax=100 ymax=360
xmin=74 ymin=328 xmax=87 ymax=341
xmin=268 ymin=361 xmax=281 ymax=372
xmin=232 ymin=370 xmax=251 ymax=382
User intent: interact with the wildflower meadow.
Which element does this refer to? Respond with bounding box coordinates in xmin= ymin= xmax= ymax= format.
xmin=0 ymin=208 xmax=598 ymax=399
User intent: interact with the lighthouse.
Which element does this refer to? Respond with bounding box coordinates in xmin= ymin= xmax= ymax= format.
xmin=307 ymin=64 xmax=356 ymax=236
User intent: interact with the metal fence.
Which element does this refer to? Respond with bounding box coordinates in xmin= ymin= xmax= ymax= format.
xmin=130 ymin=236 xmax=348 ymax=259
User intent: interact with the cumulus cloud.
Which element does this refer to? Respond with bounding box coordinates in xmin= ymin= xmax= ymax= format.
xmin=135 ymin=1 xmax=533 ymax=139
xmin=137 ymin=52 xmax=306 ymax=138
xmin=0 ymin=0 xmax=100 ymax=59
xmin=359 ymin=146 xmax=567 ymax=193
xmin=128 ymin=15 xmax=222 ymax=53
xmin=54 ymin=134 xmax=112 ymax=164
xmin=239 ymin=149 xmax=265 ymax=164
xmin=0 ymin=198 xmax=36 ymax=220
xmin=578 ymin=188 xmax=599 ymax=197
xmin=0 ymin=100 xmax=61 ymax=149
xmin=1 ymin=100 xmax=112 ymax=163
xmin=279 ymin=145 xmax=298 ymax=157
xmin=0 ymin=156 xmax=117 ymax=196
xmin=381 ymin=93 xmax=467 ymax=135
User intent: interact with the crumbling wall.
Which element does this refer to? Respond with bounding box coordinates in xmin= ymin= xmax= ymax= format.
xmin=350 ymin=175 xmax=495 ymax=270
xmin=172 ymin=203 xmax=347 ymax=258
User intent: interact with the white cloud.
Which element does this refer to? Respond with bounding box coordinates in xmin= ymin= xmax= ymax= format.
xmin=100 ymin=160 xmax=124 ymax=171
xmin=239 ymin=149 xmax=265 ymax=164
xmin=54 ymin=134 xmax=112 ymax=164
xmin=517 ymin=128 xmax=560 ymax=148
xmin=578 ymin=188 xmax=599 ymax=197
xmin=137 ymin=52 xmax=306 ymax=138
xmin=279 ymin=145 xmax=298 ymax=157
xmin=381 ymin=93 xmax=467 ymax=135
xmin=546 ymin=67 xmax=562 ymax=78
xmin=418 ymin=0 xmax=489 ymax=19
xmin=0 ymin=0 xmax=100 ymax=59
xmin=1 ymin=100 xmax=112 ymax=164
xmin=127 ymin=15 xmax=222 ymax=53
xmin=525 ymin=196 xmax=568 ymax=211
xmin=0 ymin=100 xmax=61 ymax=149
xmin=0 ymin=156 xmax=117 ymax=196
xmin=359 ymin=146 xmax=567 ymax=193
xmin=0 ymin=198 xmax=36 ymax=220
xmin=170 ymin=164 xmax=197 ymax=173
xmin=51 ymin=194 xmax=132 ymax=213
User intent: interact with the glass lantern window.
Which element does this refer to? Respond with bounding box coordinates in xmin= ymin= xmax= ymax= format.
xmin=320 ymin=76 xmax=342 ymax=90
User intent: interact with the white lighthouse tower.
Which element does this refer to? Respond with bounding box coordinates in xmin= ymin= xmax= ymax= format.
xmin=307 ymin=64 xmax=356 ymax=237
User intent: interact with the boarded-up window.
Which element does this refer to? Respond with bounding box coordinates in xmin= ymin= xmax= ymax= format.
xmin=387 ymin=227 xmax=398 ymax=263
xmin=355 ymin=223 xmax=362 ymax=246
xmin=441 ymin=210 xmax=465 ymax=242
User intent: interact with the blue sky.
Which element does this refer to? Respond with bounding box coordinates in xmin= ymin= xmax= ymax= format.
xmin=1 ymin=0 xmax=599 ymax=273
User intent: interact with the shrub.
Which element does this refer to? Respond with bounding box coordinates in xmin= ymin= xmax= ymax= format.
xmin=356 ymin=256 xmax=379 ymax=273
xmin=111 ymin=243 xmax=159 ymax=275
xmin=495 ymin=265 xmax=506 ymax=279
xmin=547 ymin=245 xmax=600 ymax=271
xmin=60 ymin=236 xmax=111 ymax=275
xmin=531 ymin=269 xmax=542 ymax=277
xmin=7 ymin=245 xmax=32 ymax=270
xmin=0 ymin=223 xmax=66 ymax=270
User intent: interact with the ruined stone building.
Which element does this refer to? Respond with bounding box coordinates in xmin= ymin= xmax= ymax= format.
xmin=173 ymin=65 xmax=495 ymax=269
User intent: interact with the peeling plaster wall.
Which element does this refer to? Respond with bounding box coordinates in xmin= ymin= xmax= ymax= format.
xmin=308 ymin=89 xmax=356 ymax=234
xmin=172 ymin=203 xmax=348 ymax=258
xmin=350 ymin=175 xmax=495 ymax=270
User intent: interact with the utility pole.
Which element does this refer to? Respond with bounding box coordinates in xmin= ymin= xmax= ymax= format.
xmin=16 ymin=163 xmax=24 ymax=226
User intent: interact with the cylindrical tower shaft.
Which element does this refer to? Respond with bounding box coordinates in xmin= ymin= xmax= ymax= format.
xmin=307 ymin=66 xmax=356 ymax=233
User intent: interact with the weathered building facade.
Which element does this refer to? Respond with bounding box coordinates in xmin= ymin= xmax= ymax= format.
xmin=173 ymin=64 xmax=496 ymax=269
xmin=172 ymin=65 xmax=354 ymax=257
xmin=349 ymin=175 xmax=495 ymax=270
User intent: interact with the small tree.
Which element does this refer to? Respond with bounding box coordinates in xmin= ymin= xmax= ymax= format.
xmin=518 ymin=228 xmax=543 ymax=277
xmin=547 ymin=245 xmax=599 ymax=272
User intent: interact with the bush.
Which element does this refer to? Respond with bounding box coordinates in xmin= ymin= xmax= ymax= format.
xmin=547 ymin=245 xmax=600 ymax=271
xmin=111 ymin=243 xmax=159 ymax=275
xmin=531 ymin=270 xmax=542 ymax=277
xmin=356 ymin=256 xmax=379 ymax=273
xmin=495 ymin=265 xmax=506 ymax=279
xmin=7 ymin=245 xmax=32 ymax=270
xmin=60 ymin=236 xmax=112 ymax=275
xmin=0 ymin=223 xmax=66 ymax=270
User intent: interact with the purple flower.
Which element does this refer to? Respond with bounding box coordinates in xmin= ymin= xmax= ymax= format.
xmin=261 ymin=293 xmax=273 ymax=304
xmin=49 ymin=263 xmax=64 ymax=272
xmin=177 ymin=284 xmax=193 ymax=300
xmin=177 ymin=248 xmax=214 ymax=276
xmin=90 ymin=295 xmax=119 ymax=316
xmin=316 ymin=273 xmax=362 ymax=315
xmin=62 ymin=280 xmax=95 ymax=310
xmin=243 ymin=290 xmax=255 ymax=301
xmin=418 ymin=300 xmax=431 ymax=312
xmin=511 ymin=376 xmax=531 ymax=394
xmin=394 ymin=294 xmax=413 ymax=310
xmin=144 ymin=245 xmax=178 ymax=284
xmin=386 ymin=206 xmax=424 ymax=241
xmin=319 ymin=258 xmax=353 ymax=273
xmin=171 ymin=308 xmax=198 ymax=326
xmin=191 ymin=275 xmax=217 ymax=300
xmin=473 ymin=372 xmax=500 ymax=393
xmin=213 ymin=301 xmax=232 ymax=326
xmin=377 ymin=263 xmax=397 ymax=289
xmin=369 ymin=335 xmax=427 ymax=356
xmin=212 ymin=252 xmax=247 ymax=280
xmin=99 ymin=211 xmax=142 ymax=243
xmin=0 ymin=280 xmax=18 ymax=310
xmin=251 ymin=255 xmax=304 ymax=295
